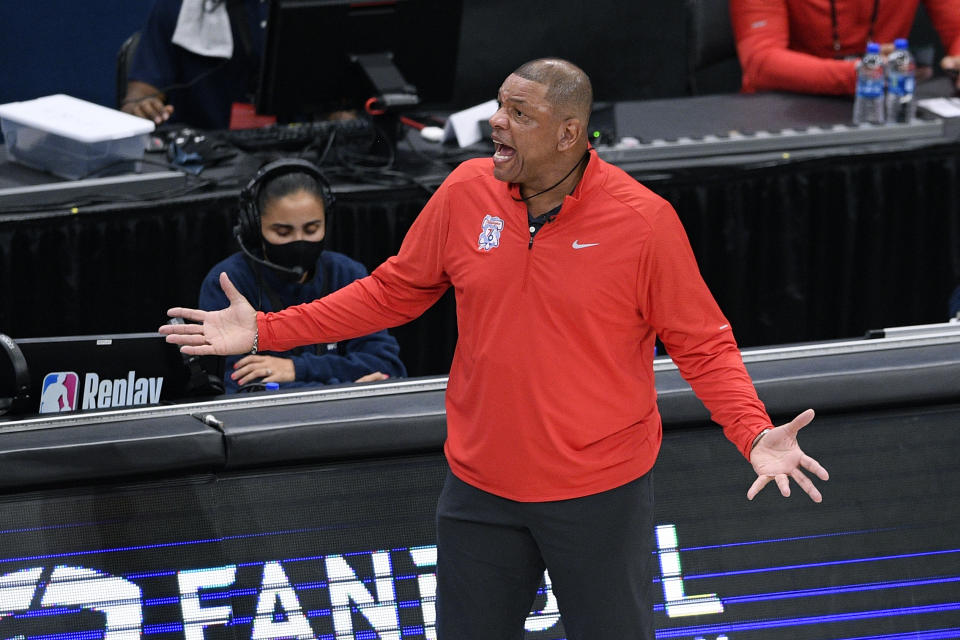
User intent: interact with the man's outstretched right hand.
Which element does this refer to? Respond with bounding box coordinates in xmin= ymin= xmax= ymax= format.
xmin=159 ymin=272 xmax=257 ymax=356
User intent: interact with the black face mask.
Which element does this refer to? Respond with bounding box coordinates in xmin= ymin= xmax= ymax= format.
xmin=262 ymin=238 xmax=325 ymax=278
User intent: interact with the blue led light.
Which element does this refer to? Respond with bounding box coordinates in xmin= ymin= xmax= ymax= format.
xmin=655 ymin=601 xmax=960 ymax=638
xmin=679 ymin=547 xmax=960 ymax=582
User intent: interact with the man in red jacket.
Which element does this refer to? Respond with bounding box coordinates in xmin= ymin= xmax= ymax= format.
xmin=161 ymin=58 xmax=829 ymax=640
xmin=731 ymin=0 xmax=960 ymax=94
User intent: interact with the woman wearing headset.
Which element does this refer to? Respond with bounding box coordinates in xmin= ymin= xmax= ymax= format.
xmin=198 ymin=159 xmax=406 ymax=392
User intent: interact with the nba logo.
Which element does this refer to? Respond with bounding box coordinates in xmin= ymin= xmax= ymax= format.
xmin=39 ymin=372 xmax=79 ymax=413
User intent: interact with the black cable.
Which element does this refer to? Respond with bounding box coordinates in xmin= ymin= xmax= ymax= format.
xmin=122 ymin=58 xmax=232 ymax=108
xmin=297 ymin=126 xmax=340 ymax=162
xmin=307 ymin=122 xmax=481 ymax=198
xmin=401 ymin=131 xmax=462 ymax=172
xmin=334 ymin=119 xmax=397 ymax=170
xmin=321 ymin=160 xmax=437 ymax=198
xmin=510 ymin=150 xmax=589 ymax=202
xmin=1 ymin=119 xmax=466 ymax=218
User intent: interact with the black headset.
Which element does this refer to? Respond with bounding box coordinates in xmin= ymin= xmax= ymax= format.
xmin=0 ymin=333 xmax=31 ymax=415
xmin=235 ymin=157 xmax=335 ymax=253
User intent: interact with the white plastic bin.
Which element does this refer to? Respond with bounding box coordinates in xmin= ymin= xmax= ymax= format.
xmin=0 ymin=94 xmax=155 ymax=180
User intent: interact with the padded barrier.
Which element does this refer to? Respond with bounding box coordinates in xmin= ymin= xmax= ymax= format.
xmin=0 ymin=413 xmax=225 ymax=490
xmin=0 ymin=326 xmax=956 ymax=491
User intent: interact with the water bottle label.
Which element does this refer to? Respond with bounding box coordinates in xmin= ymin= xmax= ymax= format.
xmin=888 ymin=73 xmax=914 ymax=96
xmin=857 ymin=79 xmax=884 ymax=98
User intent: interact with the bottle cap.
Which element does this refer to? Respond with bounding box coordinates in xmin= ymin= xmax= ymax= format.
xmin=866 ymin=42 xmax=881 ymax=54
xmin=894 ymin=38 xmax=908 ymax=49
xmin=265 ymin=382 xmax=280 ymax=391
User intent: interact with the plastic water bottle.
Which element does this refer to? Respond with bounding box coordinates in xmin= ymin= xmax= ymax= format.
xmin=885 ymin=38 xmax=916 ymax=123
xmin=853 ymin=42 xmax=885 ymax=125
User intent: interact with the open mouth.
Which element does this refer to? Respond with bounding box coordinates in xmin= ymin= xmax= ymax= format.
xmin=493 ymin=142 xmax=516 ymax=163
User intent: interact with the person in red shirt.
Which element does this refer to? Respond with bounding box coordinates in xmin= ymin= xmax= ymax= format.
xmin=730 ymin=0 xmax=960 ymax=94
xmin=160 ymin=58 xmax=829 ymax=639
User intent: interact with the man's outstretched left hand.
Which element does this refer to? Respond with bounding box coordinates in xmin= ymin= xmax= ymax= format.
xmin=748 ymin=409 xmax=829 ymax=503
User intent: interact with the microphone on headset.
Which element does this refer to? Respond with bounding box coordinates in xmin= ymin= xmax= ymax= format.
xmin=234 ymin=226 xmax=305 ymax=280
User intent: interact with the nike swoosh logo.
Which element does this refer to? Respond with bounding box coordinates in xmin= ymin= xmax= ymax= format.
xmin=572 ymin=240 xmax=599 ymax=249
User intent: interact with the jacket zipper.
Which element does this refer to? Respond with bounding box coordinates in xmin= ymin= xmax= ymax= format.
xmin=522 ymin=222 xmax=537 ymax=291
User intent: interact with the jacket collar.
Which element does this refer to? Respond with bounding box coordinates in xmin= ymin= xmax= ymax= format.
xmin=504 ymin=146 xmax=601 ymax=205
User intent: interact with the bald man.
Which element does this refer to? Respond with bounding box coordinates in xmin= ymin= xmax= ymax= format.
xmin=161 ymin=58 xmax=828 ymax=639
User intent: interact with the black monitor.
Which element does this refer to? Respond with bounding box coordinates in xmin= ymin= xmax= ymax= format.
xmin=0 ymin=333 xmax=224 ymax=417
xmin=256 ymin=0 xmax=463 ymax=123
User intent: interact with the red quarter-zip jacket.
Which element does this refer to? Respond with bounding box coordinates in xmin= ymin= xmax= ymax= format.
xmin=731 ymin=0 xmax=960 ymax=95
xmin=259 ymin=152 xmax=773 ymax=501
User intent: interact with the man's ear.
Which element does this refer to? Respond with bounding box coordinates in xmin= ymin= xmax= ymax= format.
xmin=557 ymin=117 xmax=584 ymax=152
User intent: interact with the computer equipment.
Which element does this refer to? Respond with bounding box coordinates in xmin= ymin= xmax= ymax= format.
xmin=598 ymin=92 xmax=957 ymax=166
xmin=0 ymin=333 xmax=224 ymax=417
xmin=215 ymin=116 xmax=375 ymax=153
xmin=256 ymin=0 xmax=463 ymax=123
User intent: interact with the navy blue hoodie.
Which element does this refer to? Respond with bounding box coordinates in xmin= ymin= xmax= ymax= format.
xmin=199 ymin=250 xmax=406 ymax=393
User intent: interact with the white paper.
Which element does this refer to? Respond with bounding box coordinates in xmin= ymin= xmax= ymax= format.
xmin=0 ymin=94 xmax=154 ymax=142
xmin=443 ymin=99 xmax=498 ymax=147
xmin=917 ymin=97 xmax=960 ymax=119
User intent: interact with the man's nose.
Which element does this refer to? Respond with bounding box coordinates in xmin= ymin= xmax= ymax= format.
xmin=489 ymin=107 xmax=507 ymax=129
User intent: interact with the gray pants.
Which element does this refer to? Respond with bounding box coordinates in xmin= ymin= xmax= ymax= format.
xmin=435 ymin=471 xmax=656 ymax=640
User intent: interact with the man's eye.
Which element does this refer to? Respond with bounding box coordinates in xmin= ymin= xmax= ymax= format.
xmin=515 ymin=109 xmax=524 ymax=118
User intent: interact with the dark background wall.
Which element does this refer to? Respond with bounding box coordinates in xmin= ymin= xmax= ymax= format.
xmin=0 ymin=1 xmax=944 ymax=110
xmin=0 ymin=0 xmax=152 ymax=107
xmin=452 ymin=1 xmax=688 ymax=106
xmin=0 ymin=0 xmax=688 ymax=110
